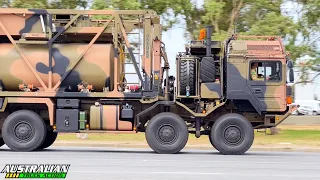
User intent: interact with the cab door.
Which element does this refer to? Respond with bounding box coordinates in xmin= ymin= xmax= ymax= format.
xmin=247 ymin=60 xmax=286 ymax=112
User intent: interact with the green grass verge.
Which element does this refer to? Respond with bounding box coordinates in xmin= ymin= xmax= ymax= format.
xmin=253 ymin=129 xmax=320 ymax=146
xmin=56 ymin=129 xmax=320 ymax=146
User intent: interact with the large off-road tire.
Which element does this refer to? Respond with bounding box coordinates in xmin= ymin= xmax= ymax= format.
xmin=37 ymin=130 xmax=58 ymax=150
xmin=210 ymin=113 xmax=254 ymax=155
xmin=1 ymin=110 xmax=47 ymax=152
xmin=146 ymin=112 xmax=189 ymax=154
xmin=180 ymin=60 xmax=195 ymax=95
xmin=200 ymin=57 xmax=215 ymax=82
xmin=0 ymin=138 xmax=4 ymax=147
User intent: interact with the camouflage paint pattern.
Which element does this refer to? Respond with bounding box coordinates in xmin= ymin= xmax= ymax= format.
xmin=0 ymin=8 xmax=164 ymax=127
xmin=0 ymin=43 xmax=115 ymax=92
xmin=0 ymin=8 xmax=162 ymax=97
xmin=183 ymin=35 xmax=291 ymax=115
xmin=175 ymin=32 xmax=296 ymax=130
xmin=0 ymin=8 xmax=297 ymax=130
xmin=226 ymin=37 xmax=287 ymax=113
xmin=2 ymin=97 xmax=55 ymax=125
xmin=185 ymin=36 xmax=290 ymax=114
xmin=201 ymin=83 xmax=221 ymax=99
xmin=89 ymin=105 xmax=132 ymax=131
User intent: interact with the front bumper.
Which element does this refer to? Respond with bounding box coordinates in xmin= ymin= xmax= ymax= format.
xmin=274 ymin=104 xmax=299 ymax=126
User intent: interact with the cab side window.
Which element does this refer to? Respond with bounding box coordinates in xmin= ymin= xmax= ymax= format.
xmin=250 ymin=62 xmax=264 ymax=81
xmin=250 ymin=61 xmax=281 ymax=81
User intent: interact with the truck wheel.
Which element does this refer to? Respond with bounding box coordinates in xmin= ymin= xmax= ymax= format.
xmin=180 ymin=60 xmax=195 ymax=95
xmin=210 ymin=113 xmax=254 ymax=155
xmin=146 ymin=112 xmax=189 ymax=154
xmin=37 ymin=130 xmax=58 ymax=150
xmin=0 ymin=138 xmax=4 ymax=147
xmin=1 ymin=110 xmax=47 ymax=152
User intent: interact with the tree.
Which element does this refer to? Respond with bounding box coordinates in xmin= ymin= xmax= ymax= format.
xmin=290 ymin=0 xmax=320 ymax=84
xmin=91 ymin=0 xmax=190 ymax=30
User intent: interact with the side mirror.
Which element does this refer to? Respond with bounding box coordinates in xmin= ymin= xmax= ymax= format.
xmin=287 ymin=60 xmax=294 ymax=69
xmin=289 ymin=68 xmax=294 ymax=83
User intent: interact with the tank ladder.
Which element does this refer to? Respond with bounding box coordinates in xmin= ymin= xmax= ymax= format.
xmin=120 ymin=16 xmax=143 ymax=89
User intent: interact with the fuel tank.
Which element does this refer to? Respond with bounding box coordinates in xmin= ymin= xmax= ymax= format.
xmin=89 ymin=105 xmax=133 ymax=131
xmin=0 ymin=43 xmax=115 ymax=92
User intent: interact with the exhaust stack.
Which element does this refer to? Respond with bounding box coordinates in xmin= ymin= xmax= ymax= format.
xmin=206 ymin=25 xmax=213 ymax=57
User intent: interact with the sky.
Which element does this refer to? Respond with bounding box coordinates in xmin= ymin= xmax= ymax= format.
xmin=161 ymin=0 xmax=203 ymax=76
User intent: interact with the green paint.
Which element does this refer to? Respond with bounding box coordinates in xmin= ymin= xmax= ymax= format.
xmin=18 ymin=173 xmax=67 ymax=178
xmin=79 ymin=111 xmax=86 ymax=130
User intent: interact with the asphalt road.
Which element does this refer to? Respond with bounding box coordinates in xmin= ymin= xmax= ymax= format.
xmin=0 ymin=145 xmax=320 ymax=180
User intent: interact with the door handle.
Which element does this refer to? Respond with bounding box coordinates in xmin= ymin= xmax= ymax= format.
xmin=254 ymin=88 xmax=261 ymax=93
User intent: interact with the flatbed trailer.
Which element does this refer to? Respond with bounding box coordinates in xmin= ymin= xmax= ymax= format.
xmin=0 ymin=8 xmax=297 ymax=155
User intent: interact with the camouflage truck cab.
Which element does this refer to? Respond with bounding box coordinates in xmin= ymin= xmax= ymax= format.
xmin=0 ymin=9 xmax=297 ymax=155
xmin=227 ymin=37 xmax=287 ymax=113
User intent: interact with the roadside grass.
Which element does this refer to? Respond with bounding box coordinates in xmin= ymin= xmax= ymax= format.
xmin=253 ymin=129 xmax=320 ymax=146
xmin=56 ymin=128 xmax=320 ymax=146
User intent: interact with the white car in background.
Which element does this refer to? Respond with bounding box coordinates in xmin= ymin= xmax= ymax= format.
xmin=294 ymin=105 xmax=319 ymax=115
xmin=292 ymin=100 xmax=320 ymax=116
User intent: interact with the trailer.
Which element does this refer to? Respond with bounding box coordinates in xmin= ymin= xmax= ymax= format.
xmin=0 ymin=8 xmax=297 ymax=155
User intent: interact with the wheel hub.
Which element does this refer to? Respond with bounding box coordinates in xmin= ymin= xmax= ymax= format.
xmin=14 ymin=122 xmax=34 ymax=142
xmin=223 ymin=125 xmax=242 ymax=145
xmin=157 ymin=125 xmax=177 ymax=144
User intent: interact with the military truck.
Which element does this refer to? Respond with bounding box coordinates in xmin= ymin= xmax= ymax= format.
xmin=0 ymin=8 xmax=297 ymax=155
